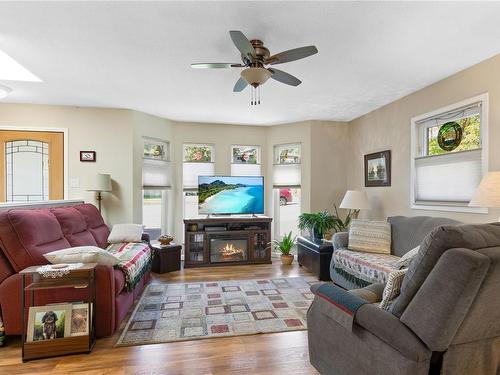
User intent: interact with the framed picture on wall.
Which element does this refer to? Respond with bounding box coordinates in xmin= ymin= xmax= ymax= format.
xmin=364 ymin=150 xmax=391 ymax=187
xmin=80 ymin=151 xmax=96 ymax=162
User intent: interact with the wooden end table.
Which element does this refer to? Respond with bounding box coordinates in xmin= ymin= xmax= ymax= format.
xmin=20 ymin=263 xmax=96 ymax=361
xmin=151 ymin=241 xmax=182 ymax=274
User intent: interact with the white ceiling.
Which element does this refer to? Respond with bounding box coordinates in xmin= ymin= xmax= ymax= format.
xmin=1 ymin=1 xmax=500 ymax=125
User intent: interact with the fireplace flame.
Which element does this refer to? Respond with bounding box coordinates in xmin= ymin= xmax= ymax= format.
xmin=221 ymin=243 xmax=244 ymax=258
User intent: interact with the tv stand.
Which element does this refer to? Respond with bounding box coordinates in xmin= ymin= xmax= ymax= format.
xmin=184 ymin=217 xmax=272 ymax=268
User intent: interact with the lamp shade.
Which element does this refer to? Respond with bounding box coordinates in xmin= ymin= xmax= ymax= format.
xmin=87 ymin=173 xmax=112 ymax=192
xmin=468 ymin=171 xmax=500 ymax=208
xmin=339 ymin=190 xmax=371 ymax=210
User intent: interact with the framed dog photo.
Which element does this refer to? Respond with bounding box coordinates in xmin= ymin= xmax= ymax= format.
xmin=27 ymin=305 xmax=72 ymax=342
xmin=70 ymin=303 xmax=91 ymax=337
xmin=364 ymin=150 xmax=391 ymax=187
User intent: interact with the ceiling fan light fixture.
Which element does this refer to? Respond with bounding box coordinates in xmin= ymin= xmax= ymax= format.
xmin=241 ymin=67 xmax=272 ymax=86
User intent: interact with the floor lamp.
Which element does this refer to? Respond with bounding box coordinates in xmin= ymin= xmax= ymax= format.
xmin=87 ymin=173 xmax=112 ymax=212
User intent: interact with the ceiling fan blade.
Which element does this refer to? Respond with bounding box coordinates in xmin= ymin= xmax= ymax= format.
xmin=229 ymin=31 xmax=255 ymax=61
xmin=233 ymin=76 xmax=248 ymax=92
xmin=191 ymin=63 xmax=243 ymax=69
xmin=266 ymin=46 xmax=318 ymax=65
xmin=269 ymin=68 xmax=301 ymax=86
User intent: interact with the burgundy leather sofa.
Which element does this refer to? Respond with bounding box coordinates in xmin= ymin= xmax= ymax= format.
xmin=0 ymin=203 xmax=150 ymax=337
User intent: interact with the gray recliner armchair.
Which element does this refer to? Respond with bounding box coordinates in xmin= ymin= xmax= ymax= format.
xmin=307 ymin=222 xmax=500 ymax=374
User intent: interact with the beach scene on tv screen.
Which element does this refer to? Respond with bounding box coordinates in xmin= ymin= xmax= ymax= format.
xmin=198 ymin=176 xmax=264 ymax=214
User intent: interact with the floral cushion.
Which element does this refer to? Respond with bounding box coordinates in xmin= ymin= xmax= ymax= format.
xmin=333 ymin=248 xmax=400 ymax=287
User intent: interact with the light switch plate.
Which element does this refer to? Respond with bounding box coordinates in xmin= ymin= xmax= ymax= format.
xmin=70 ymin=178 xmax=80 ymax=188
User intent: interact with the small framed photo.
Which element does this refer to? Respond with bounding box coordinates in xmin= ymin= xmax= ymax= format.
xmin=27 ymin=305 xmax=72 ymax=342
xmin=70 ymin=303 xmax=91 ymax=337
xmin=80 ymin=151 xmax=96 ymax=162
xmin=364 ymin=150 xmax=391 ymax=187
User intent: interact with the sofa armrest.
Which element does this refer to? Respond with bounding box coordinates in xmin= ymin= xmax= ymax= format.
xmin=332 ymin=231 xmax=348 ymax=250
xmin=355 ymin=304 xmax=431 ymax=362
xmin=141 ymin=232 xmax=151 ymax=243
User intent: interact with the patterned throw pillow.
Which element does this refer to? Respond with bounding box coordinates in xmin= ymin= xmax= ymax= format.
xmin=395 ymin=246 xmax=420 ymax=269
xmin=348 ymin=219 xmax=391 ymax=254
xmin=379 ymin=269 xmax=408 ymax=310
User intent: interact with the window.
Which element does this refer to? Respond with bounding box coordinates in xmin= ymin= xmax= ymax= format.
xmin=142 ymin=138 xmax=171 ymax=237
xmin=5 ymin=140 xmax=49 ymax=202
xmin=231 ymin=145 xmax=261 ymax=176
xmin=411 ymin=95 xmax=488 ymax=212
xmin=182 ymin=144 xmax=215 ymax=220
xmin=273 ymin=143 xmax=301 ymax=245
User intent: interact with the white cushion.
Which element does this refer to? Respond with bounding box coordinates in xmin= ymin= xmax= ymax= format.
xmin=44 ymin=246 xmax=119 ymax=267
xmin=395 ymin=246 xmax=420 ymax=269
xmin=107 ymin=224 xmax=144 ymax=244
xmin=379 ymin=268 xmax=408 ymax=311
xmin=348 ymin=219 xmax=391 ymax=254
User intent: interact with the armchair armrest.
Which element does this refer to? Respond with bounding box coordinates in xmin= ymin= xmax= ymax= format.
xmin=332 ymin=231 xmax=348 ymax=250
xmin=310 ymin=283 xmax=367 ymax=330
xmin=355 ymin=304 xmax=431 ymax=362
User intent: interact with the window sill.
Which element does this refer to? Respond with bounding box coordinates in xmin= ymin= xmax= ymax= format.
xmin=411 ymin=203 xmax=488 ymax=214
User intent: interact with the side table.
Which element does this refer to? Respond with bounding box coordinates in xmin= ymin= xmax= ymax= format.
xmin=20 ymin=263 xmax=96 ymax=361
xmin=151 ymin=241 xmax=182 ymax=274
xmin=297 ymin=236 xmax=333 ymax=281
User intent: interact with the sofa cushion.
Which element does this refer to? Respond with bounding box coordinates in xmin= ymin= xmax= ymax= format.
xmin=0 ymin=209 xmax=71 ymax=271
xmin=388 ymin=216 xmax=461 ymax=257
xmin=73 ymin=204 xmax=110 ymax=248
xmin=332 ymin=248 xmax=400 ymax=287
xmin=348 ymin=220 xmax=391 ymax=254
xmin=51 ymin=207 xmax=99 ymax=247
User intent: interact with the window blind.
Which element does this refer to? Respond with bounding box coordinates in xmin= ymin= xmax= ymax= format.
xmin=416 ymin=102 xmax=481 ymax=128
xmin=415 ymin=149 xmax=482 ymax=203
xmin=272 ymin=164 xmax=301 ymax=187
xmin=142 ymin=159 xmax=171 ymax=189
xmin=182 ymin=162 xmax=215 ymax=189
xmin=230 ymin=164 xmax=261 ymax=176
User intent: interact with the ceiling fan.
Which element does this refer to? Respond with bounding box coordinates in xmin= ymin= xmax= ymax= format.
xmin=191 ymin=30 xmax=318 ymax=105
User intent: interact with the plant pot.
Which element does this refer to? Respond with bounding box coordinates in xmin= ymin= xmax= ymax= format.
xmin=280 ymin=254 xmax=294 ymax=265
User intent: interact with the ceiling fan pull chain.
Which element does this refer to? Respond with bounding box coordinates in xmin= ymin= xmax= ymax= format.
xmin=258 ymin=86 xmax=261 ymax=105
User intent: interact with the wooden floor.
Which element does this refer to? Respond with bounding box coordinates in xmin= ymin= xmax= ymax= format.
xmin=0 ymin=261 xmax=319 ymax=375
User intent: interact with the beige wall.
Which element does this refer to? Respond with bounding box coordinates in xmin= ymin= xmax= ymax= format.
xmin=310 ymin=121 xmax=349 ymax=212
xmin=347 ymin=53 xmax=500 ymax=223
xmin=0 ymin=103 xmax=136 ymax=225
xmin=170 ymin=121 xmax=268 ymax=240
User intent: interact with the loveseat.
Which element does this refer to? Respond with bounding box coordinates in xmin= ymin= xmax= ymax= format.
xmin=331 ymin=216 xmax=460 ymax=289
xmin=308 ymin=222 xmax=500 ymax=374
xmin=0 ymin=203 xmax=150 ymax=337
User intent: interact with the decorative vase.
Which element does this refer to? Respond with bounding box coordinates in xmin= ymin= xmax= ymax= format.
xmin=158 ymin=234 xmax=174 ymax=246
xmin=281 ymin=254 xmax=294 ymax=265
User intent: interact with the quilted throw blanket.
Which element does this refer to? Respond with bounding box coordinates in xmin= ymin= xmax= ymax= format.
xmin=107 ymin=242 xmax=152 ymax=291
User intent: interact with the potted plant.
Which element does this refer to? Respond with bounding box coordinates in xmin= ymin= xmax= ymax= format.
xmin=324 ymin=204 xmax=357 ymax=239
xmin=298 ymin=211 xmax=337 ymax=241
xmin=269 ymin=231 xmax=296 ymax=265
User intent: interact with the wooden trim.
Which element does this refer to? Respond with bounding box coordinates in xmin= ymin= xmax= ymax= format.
xmin=0 ymin=130 xmax=64 ymax=202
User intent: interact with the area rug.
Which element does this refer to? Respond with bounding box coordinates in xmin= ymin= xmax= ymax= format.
xmin=116 ymin=276 xmax=318 ymax=346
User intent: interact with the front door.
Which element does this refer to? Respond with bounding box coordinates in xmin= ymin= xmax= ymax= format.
xmin=0 ymin=130 xmax=64 ymax=202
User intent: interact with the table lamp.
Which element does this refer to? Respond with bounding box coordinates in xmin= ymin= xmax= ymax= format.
xmin=87 ymin=173 xmax=112 ymax=212
xmin=339 ymin=190 xmax=371 ymax=219
xmin=469 ymin=171 xmax=500 ymax=220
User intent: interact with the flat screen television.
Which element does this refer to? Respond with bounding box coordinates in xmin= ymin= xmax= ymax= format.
xmin=198 ymin=175 xmax=264 ymax=215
